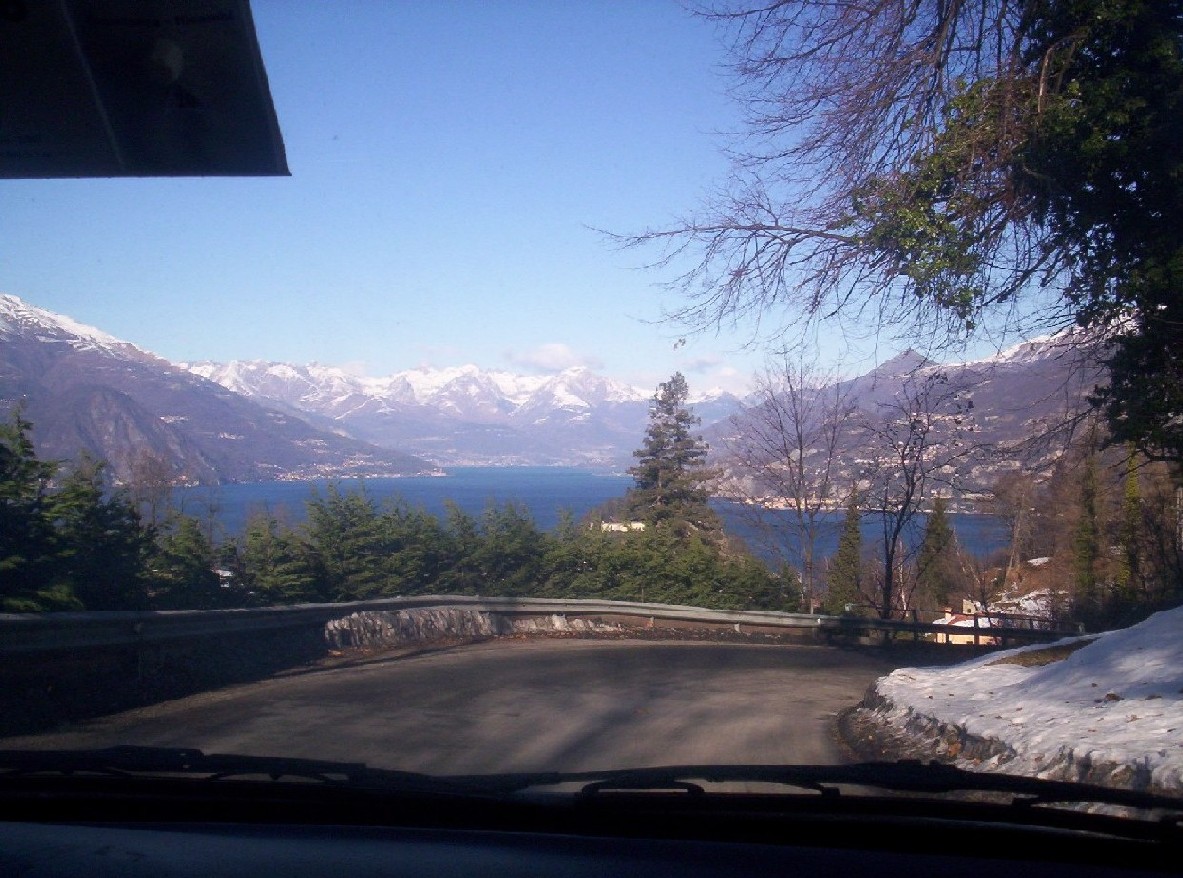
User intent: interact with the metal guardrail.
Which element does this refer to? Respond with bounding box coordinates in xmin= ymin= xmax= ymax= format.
xmin=0 ymin=596 xmax=1079 ymax=655
xmin=816 ymin=613 xmax=1080 ymax=648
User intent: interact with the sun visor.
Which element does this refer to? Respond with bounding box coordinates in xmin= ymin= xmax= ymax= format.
xmin=0 ymin=0 xmax=288 ymax=178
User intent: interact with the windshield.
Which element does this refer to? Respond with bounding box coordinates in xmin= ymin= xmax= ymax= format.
xmin=1 ymin=0 xmax=1180 ymax=817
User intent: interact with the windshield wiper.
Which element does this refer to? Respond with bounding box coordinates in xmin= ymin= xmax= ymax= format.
xmin=0 ymin=746 xmax=495 ymax=797
xmin=3 ymin=747 xmax=1180 ymax=817
xmin=451 ymin=761 xmax=1183 ymax=815
xmin=4 ymin=748 xmax=1180 ymax=870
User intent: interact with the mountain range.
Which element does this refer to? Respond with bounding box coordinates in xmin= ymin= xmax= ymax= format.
xmin=0 ymin=295 xmax=432 ymax=484
xmin=1 ymin=293 xmax=1101 ymax=490
xmin=182 ymin=360 xmax=742 ymax=468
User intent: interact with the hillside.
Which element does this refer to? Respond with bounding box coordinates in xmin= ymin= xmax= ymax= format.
xmin=708 ymin=334 xmax=1105 ymax=508
xmin=2 ymin=293 xmax=1103 ymax=486
xmin=0 ymin=295 xmax=434 ymax=484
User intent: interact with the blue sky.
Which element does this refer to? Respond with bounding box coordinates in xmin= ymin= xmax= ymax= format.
xmin=0 ymin=1 xmax=879 ymax=396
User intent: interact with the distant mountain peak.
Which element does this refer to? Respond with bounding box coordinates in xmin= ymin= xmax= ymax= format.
xmin=1 ymin=296 xmax=433 ymax=483
xmin=867 ymin=349 xmax=934 ymax=377
xmin=0 ymin=293 xmax=156 ymax=363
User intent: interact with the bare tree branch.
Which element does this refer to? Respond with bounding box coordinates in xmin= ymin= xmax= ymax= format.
xmin=615 ymin=0 xmax=1074 ymax=357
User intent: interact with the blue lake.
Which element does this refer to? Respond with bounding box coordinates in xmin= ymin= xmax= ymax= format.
xmin=173 ymin=467 xmax=1010 ymax=565
xmin=172 ymin=467 xmax=633 ymax=536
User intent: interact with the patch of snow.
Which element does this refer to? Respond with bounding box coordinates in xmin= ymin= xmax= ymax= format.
xmin=870 ymin=605 xmax=1183 ymax=792
xmin=0 ymin=293 xmax=151 ymax=360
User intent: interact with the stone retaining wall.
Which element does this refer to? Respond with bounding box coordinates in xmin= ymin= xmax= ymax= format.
xmin=323 ymin=608 xmax=624 ymax=650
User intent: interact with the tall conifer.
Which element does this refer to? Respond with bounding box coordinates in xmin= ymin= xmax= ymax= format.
xmin=825 ymin=492 xmax=863 ymax=614
xmin=627 ymin=373 xmax=717 ymax=531
xmin=914 ymin=496 xmax=957 ymax=613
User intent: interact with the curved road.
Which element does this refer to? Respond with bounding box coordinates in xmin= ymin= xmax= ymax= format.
xmin=4 ymin=639 xmax=899 ymax=774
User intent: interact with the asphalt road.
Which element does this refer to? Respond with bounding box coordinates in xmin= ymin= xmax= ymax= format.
xmin=2 ymin=639 xmax=899 ymax=774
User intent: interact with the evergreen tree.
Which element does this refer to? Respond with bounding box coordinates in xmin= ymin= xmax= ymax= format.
xmin=49 ymin=455 xmax=152 ymax=610
xmin=241 ymin=513 xmax=318 ymax=604
xmin=378 ymin=502 xmax=449 ymax=595
xmin=302 ymin=484 xmax=390 ymax=601
xmin=2 ymin=414 xmax=160 ymax=610
xmin=540 ymin=516 xmax=615 ymax=600
xmin=627 ymin=372 xmax=717 ymax=531
xmin=913 ymin=496 xmax=958 ymax=613
xmin=0 ymin=412 xmax=62 ymax=610
xmin=824 ymin=493 xmax=863 ymax=615
xmin=438 ymin=501 xmax=483 ymax=593
xmin=149 ymin=515 xmax=222 ymax=609
xmin=471 ymin=502 xmax=546 ymax=596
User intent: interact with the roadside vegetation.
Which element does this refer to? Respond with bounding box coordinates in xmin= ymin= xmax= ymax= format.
xmin=4 ymin=370 xmax=1178 ymax=634
xmin=620 ymin=0 xmax=1183 ymax=635
xmin=0 ymin=376 xmax=796 ymax=616
xmin=723 ymin=367 xmax=1183 ymax=630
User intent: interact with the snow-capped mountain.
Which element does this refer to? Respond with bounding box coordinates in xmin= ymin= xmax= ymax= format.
xmin=181 ymin=360 xmax=674 ymax=467
xmin=1 ymin=293 xmax=160 ymax=365
xmin=0 ymin=293 xmax=743 ymax=474
xmin=184 ymin=360 xmax=653 ymax=415
xmin=3 ymin=291 xmax=1104 ymax=483
xmin=0 ymin=295 xmax=433 ymax=484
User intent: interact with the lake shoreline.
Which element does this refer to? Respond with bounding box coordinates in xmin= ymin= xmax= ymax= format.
xmin=170 ymin=467 xmax=1011 ymax=567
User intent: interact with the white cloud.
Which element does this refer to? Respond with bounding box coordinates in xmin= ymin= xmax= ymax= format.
xmin=707 ymin=365 xmax=752 ymax=395
xmin=504 ymin=343 xmax=602 ymax=373
xmin=682 ymin=354 xmax=724 ymax=372
xmin=674 ymin=355 xmax=754 ymax=396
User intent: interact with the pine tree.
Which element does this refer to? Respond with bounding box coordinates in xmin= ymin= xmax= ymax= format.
xmin=626 ymin=372 xmax=717 ymax=531
xmin=379 ymin=502 xmax=448 ymax=595
xmin=824 ymin=492 xmax=863 ymax=614
xmin=0 ymin=411 xmax=61 ymax=609
xmin=149 ymin=515 xmax=222 ymax=609
xmin=913 ymin=496 xmax=958 ymax=613
xmin=471 ymin=502 xmax=545 ymax=595
xmin=241 ymin=513 xmax=318 ymax=604
xmin=302 ymin=484 xmax=390 ymax=601
xmin=49 ymin=455 xmax=152 ymax=610
xmin=1073 ymin=446 xmax=1102 ymax=624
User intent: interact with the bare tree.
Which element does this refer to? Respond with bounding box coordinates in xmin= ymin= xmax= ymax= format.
xmin=615 ymin=0 xmax=1063 ymax=358
xmin=619 ymin=0 xmax=1183 ymax=465
xmin=127 ymin=449 xmax=176 ymax=529
xmin=990 ymin=470 xmax=1037 ymax=588
xmin=720 ymin=352 xmax=857 ymax=611
xmin=955 ymin=542 xmax=1005 ymax=614
xmin=857 ymin=368 xmax=978 ymax=618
